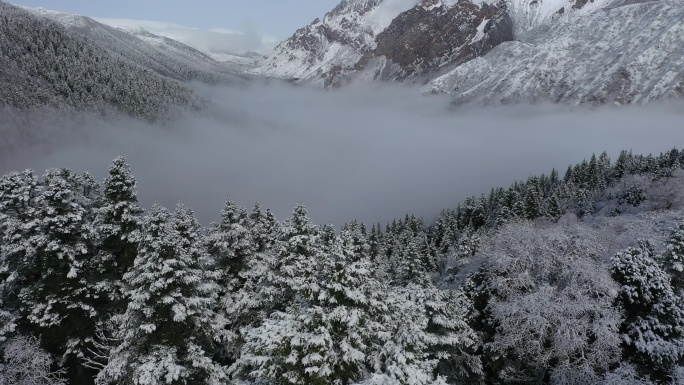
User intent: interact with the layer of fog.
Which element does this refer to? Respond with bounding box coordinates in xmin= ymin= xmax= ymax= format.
xmin=1 ymin=83 xmax=683 ymax=226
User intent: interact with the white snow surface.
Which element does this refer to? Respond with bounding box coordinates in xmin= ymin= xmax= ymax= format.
xmin=471 ymin=18 xmax=489 ymax=43
xmin=364 ymin=0 xmax=421 ymax=35
xmin=19 ymin=6 xmax=89 ymax=28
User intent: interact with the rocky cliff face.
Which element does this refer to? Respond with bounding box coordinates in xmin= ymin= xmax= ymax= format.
xmin=354 ymin=0 xmax=513 ymax=82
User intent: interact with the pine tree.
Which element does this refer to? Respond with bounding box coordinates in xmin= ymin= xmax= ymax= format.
xmin=91 ymin=157 xmax=143 ymax=319
xmin=0 ymin=170 xmax=40 ymax=318
xmin=370 ymin=286 xmax=481 ymax=385
xmin=546 ymin=192 xmax=563 ymax=221
xmin=16 ymin=168 xmax=98 ymax=384
xmin=223 ymin=205 xmax=282 ymax=360
xmin=272 ymin=204 xmax=323 ymax=305
xmin=97 ymin=203 xmax=226 ymax=385
xmin=248 ymin=203 xmax=277 ymax=253
xmin=207 ymin=196 xmax=254 ymax=292
xmin=388 ymin=218 xmax=436 ymax=287
xmin=612 ymin=242 xmax=684 ymax=383
xmin=235 ymin=228 xmax=385 ymax=385
xmin=663 ymin=221 xmax=684 ymax=292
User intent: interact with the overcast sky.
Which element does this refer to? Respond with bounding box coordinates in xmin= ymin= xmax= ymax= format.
xmin=10 ymin=0 xmax=341 ymax=51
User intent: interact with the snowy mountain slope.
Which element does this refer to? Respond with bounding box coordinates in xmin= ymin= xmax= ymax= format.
xmin=252 ymin=0 xmax=627 ymax=86
xmin=0 ymin=2 xmax=201 ymax=120
xmin=93 ymin=18 xmax=265 ymax=71
xmin=427 ymin=0 xmax=684 ymax=106
xmin=251 ymin=0 xmax=417 ymax=84
xmin=23 ymin=7 xmax=248 ymax=84
xmin=503 ymin=0 xmax=620 ymax=34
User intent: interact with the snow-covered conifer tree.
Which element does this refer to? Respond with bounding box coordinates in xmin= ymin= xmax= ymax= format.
xmin=0 ymin=170 xmax=40 ymax=311
xmin=369 ymin=286 xmax=482 ymax=385
xmin=612 ymin=242 xmax=684 ymax=383
xmin=271 ymin=204 xmax=323 ymax=305
xmin=388 ymin=220 xmax=436 ymax=287
xmin=16 ymin=168 xmax=98 ymax=383
xmin=91 ymin=157 xmax=142 ymax=311
xmin=97 ymin=203 xmax=226 ymax=385
xmin=248 ymin=203 xmax=277 ymax=254
xmin=235 ymin=227 xmax=386 ymax=384
xmin=663 ymin=221 xmax=684 ymax=292
xmin=207 ymin=196 xmax=253 ymax=292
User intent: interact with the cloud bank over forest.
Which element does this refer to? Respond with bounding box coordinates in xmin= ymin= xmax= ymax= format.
xmin=1 ymin=83 xmax=683 ymax=226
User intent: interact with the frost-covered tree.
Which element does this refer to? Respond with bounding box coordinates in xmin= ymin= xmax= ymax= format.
xmin=369 ymin=286 xmax=481 ymax=385
xmin=207 ymin=196 xmax=254 ymax=292
xmin=612 ymin=242 xmax=684 ymax=383
xmin=97 ymin=203 xmax=226 ymax=385
xmin=0 ymin=336 xmax=66 ymax=385
xmin=91 ymin=157 xmax=142 ymax=313
xmin=271 ymin=204 xmax=323 ymax=306
xmin=205 ymin=196 xmax=256 ymax=363
xmin=248 ymin=203 xmax=278 ymax=254
xmin=235 ymin=228 xmax=386 ymax=384
xmin=387 ymin=216 xmax=436 ymax=287
xmin=15 ymin=168 xmax=98 ymax=383
xmin=0 ymin=170 xmax=40 ymax=312
xmin=468 ymin=222 xmax=622 ymax=385
xmin=84 ymin=158 xmax=142 ymax=374
xmin=663 ymin=221 xmax=684 ymax=292
xmin=221 ymin=205 xmax=282 ymax=364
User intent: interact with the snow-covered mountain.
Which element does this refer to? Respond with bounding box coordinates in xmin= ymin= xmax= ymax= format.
xmin=428 ymin=0 xmax=684 ymax=106
xmin=252 ymin=0 xmax=607 ymax=84
xmin=92 ymin=18 xmax=267 ymax=71
xmin=23 ymin=7 xmax=249 ymax=84
xmin=255 ymin=0 xmax=684 ymax=105
xmin=252 ymin=0 xmax=389 ymax=84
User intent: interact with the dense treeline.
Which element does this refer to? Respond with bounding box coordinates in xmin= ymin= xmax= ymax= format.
xmin=1 ymin=147 xmax=684 ymax=385
xmin=0 ymin=2 xmax=203 ymax=121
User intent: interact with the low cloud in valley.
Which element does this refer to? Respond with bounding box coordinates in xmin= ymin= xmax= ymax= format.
xmin=1 ymin=83 xmax=683 ymax=226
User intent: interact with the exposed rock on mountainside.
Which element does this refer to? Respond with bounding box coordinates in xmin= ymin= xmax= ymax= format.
xmin=0 ymin=2 xmax=202 ymax=120
xmin=354 ymin=0 xmax=513 ymax=82
xmin=256 ymin=0 xmax=684 ymax=106
xmin=427 ymin=0 xmax=684 ymax=106
xmin=255 ymin=0 xmax=513 ymax=86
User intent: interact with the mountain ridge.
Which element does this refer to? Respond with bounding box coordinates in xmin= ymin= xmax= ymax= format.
xmin=22 ymin=6 xmax=249 ymax=85
xmin=0 ymin=1 xmax=202 ymax=121
xmin=253 ymin=0 xmax=684 ymax=106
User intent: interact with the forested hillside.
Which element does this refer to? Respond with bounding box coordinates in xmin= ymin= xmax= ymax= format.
xmin=2 ymin=147 xmax=684 ymax=385
xmin=23 ymin=6 xmax=247 ymax=86
xmin=0 ymin=2 xmax=203 ymax=121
